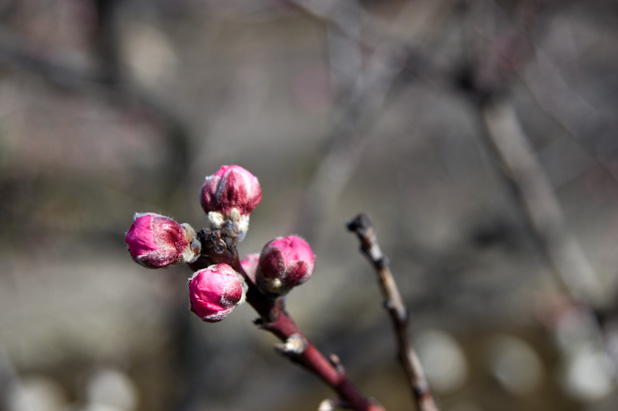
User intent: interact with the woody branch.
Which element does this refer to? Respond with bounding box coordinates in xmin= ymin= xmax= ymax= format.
xmin=347 ymin=214 xmax=439 ymax=411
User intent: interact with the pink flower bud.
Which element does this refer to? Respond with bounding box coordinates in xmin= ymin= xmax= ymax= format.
xmin=257 ymin=235 xmax=315 ymax=295
xmin=200 ymin=165 xmax=261 ymax=241
xmin=126 ymin=213 xmax=200 ymax=268
xmin=189 ymin=264 xmax=246 ymax=322
xmin=240 ymin=253 xmax=260 ymax=284
xmin=201 ymin=165 xmax=261 ymax=215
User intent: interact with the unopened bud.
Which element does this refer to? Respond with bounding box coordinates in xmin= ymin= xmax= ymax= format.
xmin=256 ymin=235 xmax=315 ymax=295
xmin=126 ymin=213 xmax=201 ymax=268
xmin=240 ymin=253 xmax=260 ymax=284
xmin=189 ymin=264 xmax=246 ymax=322
xmin=200 ymin=165 xmax=262 ymax=241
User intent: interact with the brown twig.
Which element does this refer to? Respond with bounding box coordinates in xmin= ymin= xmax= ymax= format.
xmin=518 ymin=57 xmax=618 ymax=186
xmin=457 ymin=0 xmax=617 ymax=374
xmin=479 ymin=101 xmax=603 ymax=303
xmin=190 ymin=233 xmax=384 ymax=411
xmin=347 ymin=214 xmax=439 ymax=411
xmin=286 ymin=0 xmax=451 ymax=243
xmin=457 ymin=0 xmax=603 ymax=305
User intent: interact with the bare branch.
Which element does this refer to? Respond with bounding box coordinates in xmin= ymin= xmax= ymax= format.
xmin=289 ymin=0 xmax=451 ymax=243
xmin=480 ymin=101 xmax=603 ymax=302
xmin=518 ymin=54 xmax=618 ymax=186
xmin=347 ymin=214 xmax=439 ymax=411
xmin=457 ymin=0 xmax=603 ymax=304
xmin=450 ymin=0 xmax=618 ymax=383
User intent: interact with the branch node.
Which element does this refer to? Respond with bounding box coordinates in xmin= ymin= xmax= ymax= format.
xmin=329 ymin=353 xmax=345 ymax=375
xmin=318 ymin=398 xmax=337 ymax=411
xmin=376 ymin=256 xmax=390 ymax=269
xmin=346 ymin=213 xmax=370 ymax=236
xmin=413 ymin=386 xmax=431 ymax=402
xmin=274 ymin=333 xmax=307 ymax=357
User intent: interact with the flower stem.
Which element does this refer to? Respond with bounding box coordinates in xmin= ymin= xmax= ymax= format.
xmin=231 ymin=256 xmax=385 ymax=411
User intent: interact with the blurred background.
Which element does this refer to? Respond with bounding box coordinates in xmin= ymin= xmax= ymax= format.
xmin=1 ymin=0 xmax=618 ymax=410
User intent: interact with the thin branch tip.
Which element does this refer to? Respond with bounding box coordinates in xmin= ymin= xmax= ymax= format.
xmin=347 ymin=212 xmax=439 ymax=411
xmin=346 ymin=213 xmax=371 ymax=234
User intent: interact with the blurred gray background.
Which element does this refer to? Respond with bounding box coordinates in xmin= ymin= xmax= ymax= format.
xmin=1 ymin=0 xmax=618 ymax=410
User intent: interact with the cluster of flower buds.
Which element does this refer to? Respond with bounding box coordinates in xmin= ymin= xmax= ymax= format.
xmin=125 ymin=165 xmax=316 ymax=323
xmin=200 ymin=165 xmax=262 ymax=242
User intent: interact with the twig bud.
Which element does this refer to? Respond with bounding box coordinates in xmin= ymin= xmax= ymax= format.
xmin=200 ymin=165 xmax=262 ymax=242
xmin=274 ymin=333 xmax=307 ymax=357
xmin=188 ymin=263 xmax=246 ymax=323
xmin=318 ymin=399 xmax=337 ymax=411
xmin=126 ymin=213 xmax=200 ymax=268
xmin=256 ymin=235 xmax=315 ymax=295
